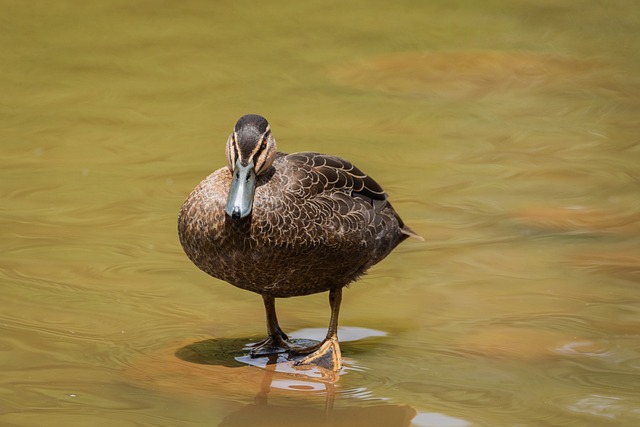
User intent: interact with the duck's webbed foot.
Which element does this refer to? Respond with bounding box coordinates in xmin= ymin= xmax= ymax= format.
xmin=248 ymin=327 xmax=291 ymax=357
xmin=294 ymin=336 xmax=342 ymax=371
xmin=293 ymin=288 xmax=344 ymax=371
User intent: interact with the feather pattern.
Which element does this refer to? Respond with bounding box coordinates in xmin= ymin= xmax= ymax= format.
xmin=178 ymin=149 xmax=417 ymax=298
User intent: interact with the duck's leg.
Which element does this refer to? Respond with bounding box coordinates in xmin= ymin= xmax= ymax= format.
xmin=294 ymin=287 xmax=343 ymax=371
xmin=249 ymin=295 xmax=292 ymax=356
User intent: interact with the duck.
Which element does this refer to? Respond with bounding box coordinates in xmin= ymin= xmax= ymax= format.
xmin=178 ymin=114 xmax=421 ymax=371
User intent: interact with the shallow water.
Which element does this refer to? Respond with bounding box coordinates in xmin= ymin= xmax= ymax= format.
xmin=2 ymin=1 xmax=640 ymax=426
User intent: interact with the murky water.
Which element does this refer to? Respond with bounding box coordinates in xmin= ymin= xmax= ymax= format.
xmin=2 ymin=1 xmax=640 ymax=425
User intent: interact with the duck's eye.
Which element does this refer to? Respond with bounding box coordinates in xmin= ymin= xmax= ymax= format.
xmin=261 ymin=141 xmax=267 ymax=150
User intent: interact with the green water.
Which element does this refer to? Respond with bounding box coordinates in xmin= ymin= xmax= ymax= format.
xmin=2 ymin=1 xmax=640 ymax=426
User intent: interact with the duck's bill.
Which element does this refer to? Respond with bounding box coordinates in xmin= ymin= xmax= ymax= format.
xmin=225 ymin=159 xmax=256 ymax=219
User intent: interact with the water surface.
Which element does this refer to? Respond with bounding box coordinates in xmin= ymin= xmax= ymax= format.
xmin=2 ymin=1 xmax=640 ymax=426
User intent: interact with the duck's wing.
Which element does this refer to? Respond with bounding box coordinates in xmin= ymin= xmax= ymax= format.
xmin=285 ymin=152 xmax=387 ymax=201
xmin=285 ymin=152 xmax=423 ymax=241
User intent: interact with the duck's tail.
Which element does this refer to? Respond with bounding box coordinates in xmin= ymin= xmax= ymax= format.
xmin=401 ymin=225 xmax=424 ymax=241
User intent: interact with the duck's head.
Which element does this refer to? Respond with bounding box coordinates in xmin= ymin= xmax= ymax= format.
xmin=224 ymin=114 xmax=277 ymax=219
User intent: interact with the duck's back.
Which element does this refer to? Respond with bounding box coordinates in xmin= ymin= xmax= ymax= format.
xmin=178 ymin=152 xmax=413 ymax=298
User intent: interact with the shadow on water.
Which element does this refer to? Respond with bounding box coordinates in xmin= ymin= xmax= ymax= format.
xmin=176 ymin=337 xmax=259 ymax=368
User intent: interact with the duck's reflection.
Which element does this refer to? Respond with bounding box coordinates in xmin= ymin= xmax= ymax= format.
xmin=248 ymin=356 xmax=337 ymax=415
xmin=175 ymin=336 xmax=416 ymax=427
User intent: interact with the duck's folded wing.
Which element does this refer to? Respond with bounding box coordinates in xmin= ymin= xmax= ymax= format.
xmin=286 ymin=152 xmax=387 ymax=202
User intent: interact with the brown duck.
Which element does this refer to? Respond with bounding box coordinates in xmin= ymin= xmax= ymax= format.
xmin=178 ymin=114 xmax=420 ymax=371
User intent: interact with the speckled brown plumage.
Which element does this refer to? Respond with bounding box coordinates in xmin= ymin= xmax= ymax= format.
xmin=178 ymin=151 xmax=412 ymax=298
xmin=177 ymin=114 xmax=419 ymax=370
